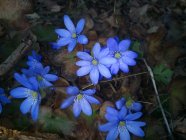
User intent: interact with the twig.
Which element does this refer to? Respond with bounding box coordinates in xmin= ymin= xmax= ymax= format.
xmin=0 ymin=31 xmax=37 ymax=76
xmin=143 ymin=59 xmax=173 ymax=139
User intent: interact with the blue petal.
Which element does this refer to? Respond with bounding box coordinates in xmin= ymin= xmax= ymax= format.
xmin=98 ymin=48 xmax=110 ymax=59
xmin=73 ymin=101 xmax=81 ymax=117
xmin=55 ymin=29 xmax=71 ymax=37
xmin=105 ymin=113 xmax=119 ymax=122
xmin=68 ymin=39 xmax=77 ymax=52
xmin=51 ymin=42 xmax=63 ymax=49
xmin=106 ymin=127 xmax=119 ymax=140
xmin=64 ymin=15 xmax=75 ymax=33
xmin=0 ymin=88 xmax=4 ymax=94
xmin=76 ymin=60 xmax=91 ymax=66
xmin=126 ymin=124 xmax=145 ymax=137
xmin=119 ymin=39 xmax=131 ymax=52
xmin=125 ymin=112 xmax=143 ymax=121
xmin=119 ymin=59 xmax=129 ymax=73
xmin=92 ymin=43 xmax=101 ymax=58
xmin=76 ymin=18 xmax=85 ymax=34
xmin=0 ymin=104 xmax=2 ymax=113
xmin=90 ymin=67 xmax=99 ymax=85
xmin=0 ymin=96 xmax=11 ymax=104
xmin=31 ymin=100 xmax=40 ymax=121
xmin=122 ymin=57 xmax=136 ymax=66
xmin=81 ymin=89 xmax=96 ymax=95
xmin=66 ymin=86 xmax=79 ymax=95
xmin=80 ymin=98 xmax=92 ymax=116
xmin=131 ymin=102 xmax=142 ymax=112
xmin=111 ymin=63 xmax=119 ymax=75
xmin=126 ymin=121 xmax=146 ymax=127
xmin=120 ymin=127 xmax=130 ymax=140
xmin=39 ymin=79 xmax=53 ymax=88
xmin=20 ymin=97 xmax=33 ymax=114
xmin=84 ymin=95 xmax=100 ymax=104
xmin=115 ymin=97 xmax=125 ymax=110
xmin=57 ymin=37 xmax=71 ymax=46
xmin=28 ymin=77 xmax=39 ymax=91
xmin=42 ymin=66 xmax=50 ymax=75
xmin=43 ymin=74 xmax=58 ymax=82
xmin=107 ymin=38 xmax=119 ymax=52
xmin=99 ymin=122 xmax=117 ymax=132
xmin=77 ymin=65 xmax=92 ymax=76
xmin=14 ymin=73 xmax=32 ymax=89
xmin=77 ymin=52 xmax=93 ymax=61
xmin=122 ymin=51 xmax=138 ymax=58
xmin=118 ymin=106 xmax=127 ymax=120
xmin=60 ymin=96 xmax=75 ymax=109
xmin=106 ymin=106 xmax=118 ymax=115
xmin=99 ymin=57 xmax=117 ymax=65
xmin=98 ymin=64 xmax=111 ymax=78
xmin=10 ymin=87 xmax=30 ymax=98
xmin=77 ymin=35 xmax=88 ymax=44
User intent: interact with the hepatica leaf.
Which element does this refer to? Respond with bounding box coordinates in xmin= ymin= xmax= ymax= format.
xmin=153 ymin=64 xmax=173 ymax=85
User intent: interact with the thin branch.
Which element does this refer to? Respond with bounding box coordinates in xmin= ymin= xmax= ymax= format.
xmin=143 ymin=58 xmax=173 ymax=139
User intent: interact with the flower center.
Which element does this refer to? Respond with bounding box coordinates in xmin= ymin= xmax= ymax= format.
xmin=92 ymin=59 xmax=98 ymax=65
xmin=72 ymin=33 xmax=77 ymax=38
xmin=126 ymin=99 xmax=133 ymax=108
xmin=119 ymin=121 xmax=126 ymax=126
xmin=77 ymin=94 xmax=83 ymax=100
xmin=114 ymin=52 xmax=121 ymax=59
xmin=31 ymin=91 xmax=38 ymax=99
xmin=37 ymin=75 xmax=43 ymax=81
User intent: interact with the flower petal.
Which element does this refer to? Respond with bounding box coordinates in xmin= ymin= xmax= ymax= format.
xmin=0 ymin=104 xmax=2 ymax=113
xmin=77 ymin=52 xmax=93 ymax=61
xmin=64 ymin=15 xmax=75 ymax=33
xmin=39 ymin=79 xmax=53 ymax=88
xmin=98 ymin=64 xmax=111 ymax=78
xmin=20 ymin=97 xmax=33 ymax=114
xmin=28 ymin=77 xmax=39 ymax=91
xmin=10 ymin=87 xmax=30 ymax=98
xmin=55 ymin=29 xmax=71 ymax=37
xmin=122 ymin=51 xmax=138 ymax=58
xmin=57 ymin=37 xmax=71 ymax=46
xmin=119 ymin=59 xmax=129 ymax=73
xmin=110 ymin=63 xmax=119 ymax=75
xmin=14 ymin=73 xmax=32 ymax=89
xmin=43 ymin=74 xmax=58 ymax=82
xmin=60 ymin=96 xmax=75 ymax=109
xmin=122 ymin=57 xmax=136 ymax=66
xmin=106 ymin=127 xmax=119 ymax=140
xmin=131 ymin=102 xmax=142 ymax=112
xmin=105 ymin=113 xmax=119 ymax=122
xmin=126 ymin=121 xmax=146 ymax=127
xmin=31 ymin=100 xmax=40 ymax=121
xmin=98 ymin=48 xmax=109 ymax=59
xmin=126 ymin=124 xmax=145 ymax=137
xmin=120 ymin=127 xmax=130 ymax=140
xmin=92 ymin=43 xmax=101 ymax=58
xmin=119 ymin=39 xmax=131 ymax=52
xmin=89 ymin=67 xmax=99 ymax=84
xmin=99 ymin=122 xmax=117 ymax=132
xmin=76 ymin=18 xmax=85 ymax=34
xmin=77 ymin=65 xmax=92 ymax=76
xmin=107 ymin=38 xmax=118 ymax=51
xmin=118 ymin=106 xmax=127 ymax=120
xmin=125 ymin=112 xmax=143 ymax=121
xmin=76 ymin=60 xmax=91 ymax=66
xmin=66 ymin=86 xmax=79 ymax=95
xmin=106 ymin=106 xmax=118 ymax=115
xmin=84 ymin=95 xmax=100 ymax=104
xmin=73 ymin=101 xmax=81 ymax=117
xmin=115 ymin=97 xmax=125 ymax=110
xmin=80 ymin=98 xmax=92 ymax=116
xmin=77 ymin=35 xmax=88 ymax=44
xmin=68 ymin=39 xmax=77 ymax=52
xmin=81 ymin=89 xmax=96 ymax=95
xmin=99 ymin=57 xmax=117 ymax=65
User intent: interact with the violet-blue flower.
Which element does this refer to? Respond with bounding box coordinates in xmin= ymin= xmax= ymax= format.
xmin=76 ymin=43 xmax=117 ymax=84
xmin=60 ymin=86 xmax=100 ymax=117
xmin=99 ymin=106 xmax=146 ymax=140
xmin=52 ymin=15 xmax=88 ymax=52
xmin=10 ymin=73 xmax=41 ymax=121
xmin=107 ymin=37 xmax=138 ymax=75
xmin=0 ymin=88 xmax=11 ymax=113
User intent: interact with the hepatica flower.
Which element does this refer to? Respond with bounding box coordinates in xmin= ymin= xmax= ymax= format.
xmin=76 ymin=43 xmax=116 ymax=84
xmin=99 ymin=106 xmax=146 ymax=140
xmin=60 ymin=86 xmax=100 ymax=117
xmin=107 ymin=38 xmax=138 ymax=75
xmin=52 ymin=15 xmax=88 ymax=52
xmin=0 ymin=88 xmax=11 ymax=113
xmin=10 ymin=73 xmax=41 ymax=121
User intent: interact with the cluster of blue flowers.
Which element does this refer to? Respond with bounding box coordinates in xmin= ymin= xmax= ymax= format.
xmin=0 ymin=15 xmax=145 ymax=140
xmin=10 ymin=51 xmax=58 ymax=121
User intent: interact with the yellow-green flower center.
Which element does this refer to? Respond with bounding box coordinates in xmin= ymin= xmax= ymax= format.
xmin=119 ymin=121 xmax=125 ymax=126
xmin=126 ymin=99 xmax=133 ymax=108
xmin=77 ymin=94 xmax=83 ymax=100
xmin=92 ymin=59 xmax=98 ymax=65
xmin=31 ymin=91 xmax=38 ymax=99
xmin=37 ymin=76 xmax=43 ymax=81
xmin=72 ymin=33 xmax=77 ymax=38
xmin=114 ymin=52 xmax=121 ymax=59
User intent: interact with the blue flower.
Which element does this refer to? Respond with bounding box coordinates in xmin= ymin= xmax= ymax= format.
xmin=10 ymin=73 xmax=41 ymax=121
xmin=52 ymin=15 xmax=88 ymax=52
xmin=0 ymin=88 xmax=11 ymax=113
xmin=60 ymin=86 xmax=100 ymax=117
xmin=99 ymin=106 xmax=146 ymax=140
xmin=22 ymin=64 xmax=58 ymax=88
xmin=116 ymin=97 xmax=142 ymax=112
xmin=107 ymin=38 xmax=138 ymax=75
xmin=76 ymin=43 xmax=117 ymax=84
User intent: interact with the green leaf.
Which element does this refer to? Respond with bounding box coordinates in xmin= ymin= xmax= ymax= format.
xmin=130 ymin=41 xmax=143 ymax=58
xmin=153 ymin=64 xmax=173 ymax=85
